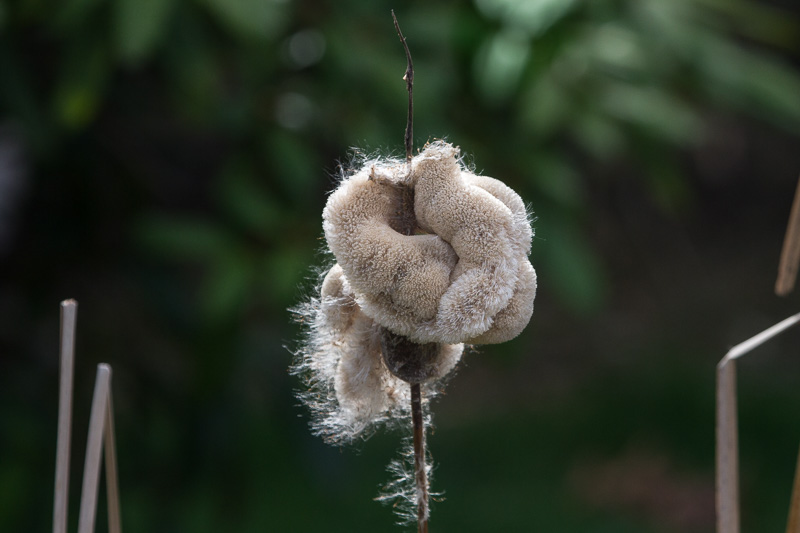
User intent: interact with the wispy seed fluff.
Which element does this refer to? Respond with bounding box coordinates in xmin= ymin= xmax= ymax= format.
xmin=292 ymin=141 xmax=536 ymax=442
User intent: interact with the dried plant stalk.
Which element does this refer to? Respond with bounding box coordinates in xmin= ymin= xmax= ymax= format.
xmin=392 ymin=9 xmax=413 ymax=165
xmin=787 ymin=446 xmax=800 ymax=533
xmin=77 ymin=364 xmax=111 ymax=533
xmin=391 ymin=11 xmax=429 ymax=532
xmin=53 ymin=299 xmax=77 ymax=533
xmin=716 ymin=311 xmax=800 ymax=533
xmin=410 ymin=384 xmax=429 ymax=532
xmin=51 ymin=301 xmax=123 ymax=533
xmin=77 ymin=364 xmax=121 ymax=533
xmin=104 ymin=384 xmax=122 ymax=533
xmin=716 ymin=359 xmax=740 ymax=533
xmin=293 ymin=12 xmax=536 ymax=530
xmin=776 ymin=175 xmax=800 ymax=296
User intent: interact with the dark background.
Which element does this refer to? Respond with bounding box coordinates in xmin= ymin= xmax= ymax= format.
xmin=2 ymin=0 xmax=800 ymax=531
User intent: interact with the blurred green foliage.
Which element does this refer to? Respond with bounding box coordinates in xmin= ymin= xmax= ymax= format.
xmin=1 ymin=0 xmax=800 ymax=531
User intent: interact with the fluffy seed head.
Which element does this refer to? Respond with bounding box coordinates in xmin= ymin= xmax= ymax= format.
xmin=292 ymin=140 xmax=535 ymax=443
xmin=324 ymin=140 xmax=536 ymax=344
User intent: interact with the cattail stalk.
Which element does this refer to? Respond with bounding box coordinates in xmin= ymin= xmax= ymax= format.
xmin=391 ymin=11 xmax=429 ymax=532
xmin=411 ymin=384 xmax=429 ymax=532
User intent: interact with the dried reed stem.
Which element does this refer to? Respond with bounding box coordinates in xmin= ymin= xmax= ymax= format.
xmin=389 ymin=12 xmax=429 ymax=531
xmin=53 ymin=299 xmax=77 ymax=533
xmin=723 ymin=313 xmax=800 ymax=362
xmin=716 ymin=359 xmax=740 ymax=533
xmin=411 ymin=383 xmax=429 ymax=532
xmin=776 ymin=175 xmax=800 ymax=296
xmin=77 ymin=364 xmax=114 ymax=533
xmin=392 ymin=9 xmax=413 ymax=165
xmin=787 ymin=445 xmax=800 ymax=533
xmin=716 ymin=312 xmax=800 ymax=533
xmin=104 ymin=384 xmax=122 ymax=533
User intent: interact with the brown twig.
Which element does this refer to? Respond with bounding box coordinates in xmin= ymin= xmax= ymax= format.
xmin=392 ymin=10 xmax=414 ymax=165
xmin=787 ymin=445 xmax=800 ymax=533
xmin=776 ymin=174 xmax=800 ymax=296
xmin=411 ymin=384 xmax=429 ymax=533
xmin=716 ymin=359 xmax=740 ymax=533
xmin=388 ymin=12 xmax=429 ymax=533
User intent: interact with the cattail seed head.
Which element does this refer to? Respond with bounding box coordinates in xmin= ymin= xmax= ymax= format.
xmin=292 ymin=140 xmax=535 ymax=442
xmin=324 ymin=140 xmax=536 ymax=345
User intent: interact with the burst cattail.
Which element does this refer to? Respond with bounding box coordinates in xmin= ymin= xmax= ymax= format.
xmin=292 ymin=140 xmax=536 ymax=442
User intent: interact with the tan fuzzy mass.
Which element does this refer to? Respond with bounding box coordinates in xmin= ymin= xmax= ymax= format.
xmin=320 ymin=264 xmax=357 ymax=332
xmin=333 ymin=310 xmax=391 ymax=425
xmin=324 ymin=172 xmax=457 ymax=323
xmin=318 ymin=263 xmax=464 ymax=428
xmin=323 ymin=141 xmax=536 ymax=344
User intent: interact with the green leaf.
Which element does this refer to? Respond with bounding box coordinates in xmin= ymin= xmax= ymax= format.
xmin=136 ymin=215 xmax=233 ymax=259
xmin=264 ymin=131 xmax=319 ymax=205
xmin=520 ymin=73 xmax=570 ymax=137
xmin=698 ymin=36 xmax=800 ymax=133
xmin=587 ymin=23 xmax=650 ymax=78
xmin=54 ymin=0 xmax=104 ymax=30
xmin=201 ymin=249 xmax=254 ymax=322
xmin=573 ymin=111 xmax=626 ymax=160
xmin=644 ymin=158 xmax=694 ymax=215
xmin=160 ymin=11 xmax=221 ymax=123
xmin=476 ymin=0 xmax=579 ymax=37
xmin=695 ymin=0 xmax=800 ymax=48
xmin=539 ymin=219 xmax=608 ymax=314
xmin=0 ymin=42 xmax=52 ymax=153
xmin=114 ymin=0 xmax=175 ymax=64
xmin=0 ymin=461 xmax=31 ymax=524
xmin=474 ymin=29 xmax=531 ymax=104
xmin=196 ymin=0 xmax=288 ymax=40
xmin=217 ymin=160 xmax=283 ymax=236
xmin=261 ymin=247 xmax=313 ymax=307
xmin=52 ymin=42 xmax=110 ymax=128
xmin=529 ymin=153 xmax=585 ymax=209
xmin=597 ymin=83 xmax=703 ymax=145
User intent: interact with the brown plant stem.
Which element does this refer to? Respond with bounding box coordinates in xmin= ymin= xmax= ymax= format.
xmin=787 ymin=445 xmax=800 ymax=533
xmin=392 ymin=9 xmax=414 ymax=165
xmin=716 ymin=359 xmax=739 ymax=533
xmin=387 ymin=11 xmax=429 ymax=533
xmin=411 ymin=383 xmax=429 ymax=533
xmin=776 ymin=174 xmax=800 ymax=295
xmin=54 ymin=300 xmax=77 ymax=533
